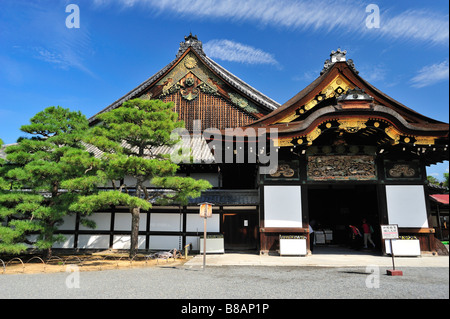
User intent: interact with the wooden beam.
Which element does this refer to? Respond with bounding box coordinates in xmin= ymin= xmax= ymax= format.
xmin=260 ymin=227 xmax=309 ymax=233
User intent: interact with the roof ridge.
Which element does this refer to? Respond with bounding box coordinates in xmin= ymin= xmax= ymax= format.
xmin=202 ymin=55 xmax=280 ymax=110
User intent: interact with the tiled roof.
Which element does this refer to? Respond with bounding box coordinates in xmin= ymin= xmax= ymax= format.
xmin=1 ymin=137 xmax=215 ymax=164
xmin=84 ymin=135 xmax=215 ymax=164
xmin=430 ymin=194 xmax=449 ymax=205
xmin=187 ymin=189 xmax=259 ymax=206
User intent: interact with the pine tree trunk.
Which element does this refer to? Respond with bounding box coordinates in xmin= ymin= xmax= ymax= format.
xmin=130 ymin=207 xmax=140 ymax=258
xmin=46 ymin=247 xmax=53 ymax=259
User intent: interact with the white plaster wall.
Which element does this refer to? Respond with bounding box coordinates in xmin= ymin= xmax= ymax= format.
xmin=186 ymin=213 xmax=220 ymax=232
xmin=149 ymin=235 xmax=181 ymax=250
xmin=53 ymin=235 xmax=75 ymax=249
xmin=150 ymin=213 xmax=182 ymax=232
xmin=264 ymin=185 xmax=302 ymax=227
xmin=79 ymin=213 xmax=111 ymax=231
xmin=386 ymin=185 xmax=429 ymax=228
xmin=112 ymin=235 xmax=146 ymax=249
xmin=78 ymin=235 xmax=110 ymax=249
xmin=57 ymin=214 xmax=77 ymax=230
xmin=114 ymin=212 xmax=147 ymax=231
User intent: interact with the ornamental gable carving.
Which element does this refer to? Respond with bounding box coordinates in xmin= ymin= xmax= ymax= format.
xmin=158 ymin=53 xmax=221 ymax=101
xmin=307 ymin=155 xmax=376 ymax=181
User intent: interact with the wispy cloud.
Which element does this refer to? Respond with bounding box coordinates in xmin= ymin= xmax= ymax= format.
xmin=376 ymin=9 xmax=449 ymax=46
xmin=357 ymin=63 xmax=387 ymax=83
xmin=203 ymin=40 xmax=279 ymax=66
xmin=95 ymin=0 xmax=364 ymax=31
xmin=3 ymin=2 xmax=95 ymax=76
xmin=410 ymin=60 xmax=449 ymax=88
xmin=33 ymin=47 xmax=73 ymax=69
xmin=93 ymin=0 xmax=449 ymax=45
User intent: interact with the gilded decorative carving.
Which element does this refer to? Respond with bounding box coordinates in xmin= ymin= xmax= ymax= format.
xmin=388 ymin=164 xmax=415 ymax=178
xmin=307 ymin=155 xmax=376 ymax=181
xmin=228 ymin=92 xmax=258 ymax=114
xmin=306 ymin=127 xmax=322 ymax=145
xmin=180 ymin=76 xmax=200 ymax=101
xmin=158 ymin=52 xmax=221 ymax=101
xmin=274 ymin=138 xmax=294 ymax=147
xmin=413 ymin=136 xmax=435 ymax=145
xmin=384 ymin=126 xmax=401 ymax=144
xmin=228 ymin=92 xmax=249 ymax=108
xmin=184 ymin=56 xmax=197 ymax=69
xmin=338 ymin=119 xmax=367 ymax=133
xmin=185 ymin=77 xmax=195 ymax=86
xmin=278 ymin=75 xmax=354 ymax=123
xmin=198 ymin=81 xmax=218 ymax=95
xmin=270 ymin=164 xmax=295 ymax=178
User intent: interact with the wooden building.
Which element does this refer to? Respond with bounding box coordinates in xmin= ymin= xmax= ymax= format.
xmin=247 ymin=48 xmax=449 ymax=255
xmin=58 ymin=39 xmax=450 ymax=255
xmin=55 ymin=34 xmax=279 ymax=252
xmin=5 ymin=36 xmax=448 ymax=256
xmin=428 ymin=185 xmax=449 ymax=241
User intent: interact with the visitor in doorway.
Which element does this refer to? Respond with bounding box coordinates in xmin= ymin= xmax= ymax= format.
xmin=309 ymin=224 xmax=314 ymax=253
xmin=349 ymin=225 xmax=362 ymax=249
xmin=362 ymin=218 xmax=376 ymax=249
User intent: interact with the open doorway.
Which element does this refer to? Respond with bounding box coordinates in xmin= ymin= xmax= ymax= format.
xmin=308 ymin=184 xmax=381 ymax=252
xmin=222 ymin=211 xmax=258 ymax=251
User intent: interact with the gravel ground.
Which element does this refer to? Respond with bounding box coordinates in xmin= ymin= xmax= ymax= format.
xmin=1 ymin=265 xmax=448 ymax=300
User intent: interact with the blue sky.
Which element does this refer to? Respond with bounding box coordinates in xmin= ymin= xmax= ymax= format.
xmin=0 ymin=0 xmax=448 ymax=180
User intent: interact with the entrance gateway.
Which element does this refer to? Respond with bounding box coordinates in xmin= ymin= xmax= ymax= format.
xmin=308 ymin=184 xmax=379 ymax=248
xmin=252 ymin=48 xmax=448 ymax=256
xmin=38 ymin=36 xmax=447 ymax=256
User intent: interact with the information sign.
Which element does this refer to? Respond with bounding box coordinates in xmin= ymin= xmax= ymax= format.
xmin=380 ymin=224 xmax=399 ymax=239
xmin=380 ymin=224 xmax=402 ymax=275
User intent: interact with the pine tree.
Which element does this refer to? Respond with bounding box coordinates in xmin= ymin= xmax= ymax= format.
xmin=0 ymin=107 xmax=101 ymax=257
xmin=0 ymin=139 xmax=7 ymax=190
xmin=76 ymin=99 xmax=212 ymax=257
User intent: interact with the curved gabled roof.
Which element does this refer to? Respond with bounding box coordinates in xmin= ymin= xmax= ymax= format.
xmin=250 ymin=50 xmax=448 ymax=129
xmin=89 ymin=34 xmax=279 ymax=124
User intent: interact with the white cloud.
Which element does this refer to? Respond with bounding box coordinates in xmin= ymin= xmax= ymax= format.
xmin=21 ymin=4 xmax=95 ymax=76
xmin=95 ymin=0 xmax=364 ymax=31
xmin=292 ymin=70 xmax=318 ymax=82
xmin=203 ymin=40 xmax=278 ymax=66
xmin=93 ymin=0 xmax=449 ymax=45
xmin=377 ymin=10 xmax=449 ymax=46
xmin=34 ymin=48 xmax=70 ymax=68
xmin=410 ymin=60 xmax=449 ymax=88
xmin=357 ymin=64 xmax=387 ymax=83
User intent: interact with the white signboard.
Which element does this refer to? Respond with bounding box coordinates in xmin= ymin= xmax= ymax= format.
xmin=381 ymin=224 xmax=399 ymax=239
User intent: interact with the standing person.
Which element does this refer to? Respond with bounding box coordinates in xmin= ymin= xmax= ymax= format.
xmin=362 ymin=218 xmax=375 ymax=248
xmin=309 ymin=224 xmax=315 ymax=253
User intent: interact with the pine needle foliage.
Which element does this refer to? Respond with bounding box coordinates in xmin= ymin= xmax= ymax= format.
xmin=80 ymin=99 xmax=211 ymax=257
xmin=0 ymin=107 xmax=101 ymax=257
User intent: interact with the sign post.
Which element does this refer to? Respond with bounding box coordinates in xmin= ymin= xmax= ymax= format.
xmin=199 ymin=202 xmax=213 ymax=270
xmin=380 ymin=224 xmax=403 ymax=276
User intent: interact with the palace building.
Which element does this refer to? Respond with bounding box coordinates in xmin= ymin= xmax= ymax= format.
xmin=4 ymin=35 xmax=449 ymax=255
